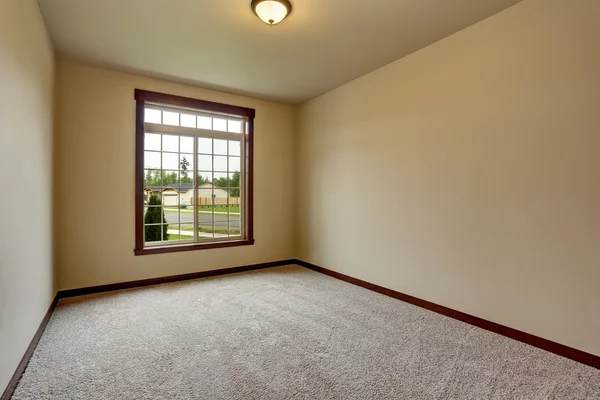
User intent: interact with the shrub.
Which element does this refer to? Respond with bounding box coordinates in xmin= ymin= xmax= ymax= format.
xmin=144 ymin=195 xmax=169 ymax=241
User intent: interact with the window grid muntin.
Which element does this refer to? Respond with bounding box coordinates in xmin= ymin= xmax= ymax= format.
xmin=143 ymin=105 xmax=245 ymax=248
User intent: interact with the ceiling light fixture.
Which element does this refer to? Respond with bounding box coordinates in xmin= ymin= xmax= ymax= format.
xmin=251 ymin=0 xmax=293 ymax=26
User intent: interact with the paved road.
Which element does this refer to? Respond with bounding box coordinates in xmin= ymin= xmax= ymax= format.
xmin=164 ymin=210 xmax=240 ymax=230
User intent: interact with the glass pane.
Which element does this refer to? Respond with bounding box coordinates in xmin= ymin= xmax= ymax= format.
xmin=145 ymin=109 xmax=161 ymax=124
xmin=180 ymin=154 xmax=193 ymax=172
xmin=228 ymin=141 xmax=241 ymax=156
xmin=213 ymin=172 xmax=227 ymax=188
xmin=198 ymin=155 xmax=212 ymax=171
xmin=228 ymin=120 xmax=242 ymax=133
xmin=180 ymin=113 xmax=196 ymax=128
xmin=198 ymin=171 xmax=212 ymax=184
xmin=214 ymin=139 xmax=228 ymax=155
xmin=228 ymin=156 xmax=241 ymax=172
xmin=179 ymin=224 xmax=194 ymax=241
xmin=144 ymin=151 xmax=161 ymax=169
xmin=197 ymin=116 xmax=212 ymax=130
xmin=229 ymin=187 xmax=241 ymax=200
xmin=176 ymin=202 xmax=194 ymax=225
xmin=145 ymin=133 xmax=161 ymax=151
xmin=198 ymin=188 xmax=214 ymax=207
xmin=162 ymin=135 xmax=179 ymax=152
xmin=168 ymin=224 xmax=182 ymax=242
xmin=198 ymin=138 xmax=212 ymax=154
xmin=144 ymin=202 xmax=167 ymax=242
xmin=144 ymin=169 xmax=162 ymax=187
xmin=198 ymin=224 xmax=215 ymax=239
xmin=162 ymin=189 xmax=180 ymax=206
xmin=214 ymin=156 xmax=227 ymax=172
xmin=163 ymin=205 xmax=180 ymax=224
xmin=163 ymin=111 xmax=179 ymax=126
xmin=162 ymin=153 xmax=179 ymax=170
xmin=161 ymin=170 xmax=180 ymax=188
xmin=213 ymin=118 xmax=227 ymax=132
xmin=180 ymin=136 xmax=194 ymax=153
xmin=228 ymin=172 xmax=240 ymax=189
xmin=145 ymin=223 xmax=169 ymax=243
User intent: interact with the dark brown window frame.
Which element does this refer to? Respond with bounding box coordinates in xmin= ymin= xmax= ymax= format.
xmin=134 ymin=89 xmax=255 ymax=256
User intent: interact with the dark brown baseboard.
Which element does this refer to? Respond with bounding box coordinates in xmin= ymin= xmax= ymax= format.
xmin=295 ymin=259 xmax=600 ymax=370
xmin=57 ymin=259 xmax=296 ymax=299
xmin=1 ymin=294 xmax=59 ymax=400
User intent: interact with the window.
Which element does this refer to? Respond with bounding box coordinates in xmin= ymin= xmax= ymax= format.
xmin=134 ymin=89 xmax=255 ymax=255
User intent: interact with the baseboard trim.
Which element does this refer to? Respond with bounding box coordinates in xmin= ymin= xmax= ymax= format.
xmin=295 ymin=259 xmax=600 ymax=370
xmin=1 ymin=259 xmax=295 ymax=399
xmin=57 ymin=259 xmax=296 ymax=299
xmin=1 ymin=294 xmax=59 ymax=400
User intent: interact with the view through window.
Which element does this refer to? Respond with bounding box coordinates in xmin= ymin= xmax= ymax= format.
xmin=135 ymin=90 xmax=254 ymax=255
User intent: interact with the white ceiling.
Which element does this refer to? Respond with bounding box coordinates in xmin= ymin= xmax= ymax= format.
xmin=38 ymin=0 xmax=522 ymax=104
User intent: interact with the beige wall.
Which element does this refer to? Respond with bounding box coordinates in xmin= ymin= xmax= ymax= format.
xmin=297 ymin=0 xmax=600 ymax=356
xmin=54 ymin=61 xmax=296 ymax=290
xmin=0 ymin=0 xmax=55 ymax=391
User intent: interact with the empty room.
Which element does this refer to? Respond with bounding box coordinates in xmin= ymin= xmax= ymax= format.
xmin=1 ymin=0 xmax=599 ymax=398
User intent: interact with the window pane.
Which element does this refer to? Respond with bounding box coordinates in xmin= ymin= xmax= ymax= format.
xmin=180 ymin=154 xmax=193 ymax=171
xmin=198 ymin=188 xmax=214 ymax=206
xmin=161 ymin=170 xmax=180 ymax=188
xmin=162 ymin=135 xmax=179 ymax=152
xmin=228 ymin=172 xmax=240 ymax=189
xmin=228 ymin=120 xmax=242 ymax=133
xmin=179 ymin=224 xmax=194 ymax=241
xmin=213 ymin=172 xmax=227 ymax=188
xmin=214 ymin=156 xmax=227 ymax=172
xmin=144 ymin=151 xmax=161 ymax=169
xmin=198 ymin=138 xmax=212 ymax=154
xmin=167 ymin=224 xmax=182 ymax=242
xmin=180 ymin=186 xmax=194 ymax=208
xmin=213 ymin=118 xmax=227 ymax=132
xmin=145 ymin=223 xmax=169 ymax=243
xmin=214 ymin=139 xmax=228 ymax=155
xmin=229 ymin=186 xmax=241 ymax=199
xmin=228 ymin=141 xmax=241 ymax=156
xmin=144 ymin=170 xmax=162 ymax=187
xmin=180 ymin=113 xmax=196 ymax=128
xmin=145 ymin=133 xmax=161 ymax=151
xmin=180 ymin=136 xmax=194 ymax=153
xmin=163 ymin=111 xmax=179 ymax=126
xmin=145 ymin=108 xmax=161 ymax=124
xmin=197 ymin=116 xmax=212 ymax=130
xmin=198 ymin=171 xmax=212 ymax=184
xmin=198 ymin=225 xmax=215 ymax=239
xmin=162 ymin=152 xmax=179 ymax=170
xmin=198 ymin=155 xmax=212 ymax=171
xmin=144 ymin=204 xmax=167 ymax=242
xmin=162 ymin=189 xmax=180 ymax=207
xmin=228 ymin=156 xmax=241 ymax=172
xmin=163 ymin=205 xmax=180 ymax=224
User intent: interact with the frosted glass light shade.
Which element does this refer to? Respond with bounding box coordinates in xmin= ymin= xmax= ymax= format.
xmin=251 ymin=0 xmax=292 ymax=26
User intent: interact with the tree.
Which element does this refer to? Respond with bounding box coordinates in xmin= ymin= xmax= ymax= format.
xmin=181 ymin=156 xmax=192 ymax=183
xmin=144 ymin=195 xmax=169 ymax=241
xmin=163 ymin=171 xmax=179 ymax=185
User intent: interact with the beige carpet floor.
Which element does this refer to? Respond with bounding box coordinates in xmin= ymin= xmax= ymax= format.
xmin=12 ymin=265 xmax=600 ymax=399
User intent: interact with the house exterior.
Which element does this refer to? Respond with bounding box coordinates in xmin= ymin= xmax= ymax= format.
xmin=144 ymin=182 xmax=236 ymax=206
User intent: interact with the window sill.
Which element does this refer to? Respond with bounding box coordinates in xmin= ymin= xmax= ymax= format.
xmin=134 ymin=239 xmax=255 ymax=256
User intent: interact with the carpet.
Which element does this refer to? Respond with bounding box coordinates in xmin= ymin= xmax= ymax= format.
xmin=12 ymin=265 xmax=600 ymax=399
